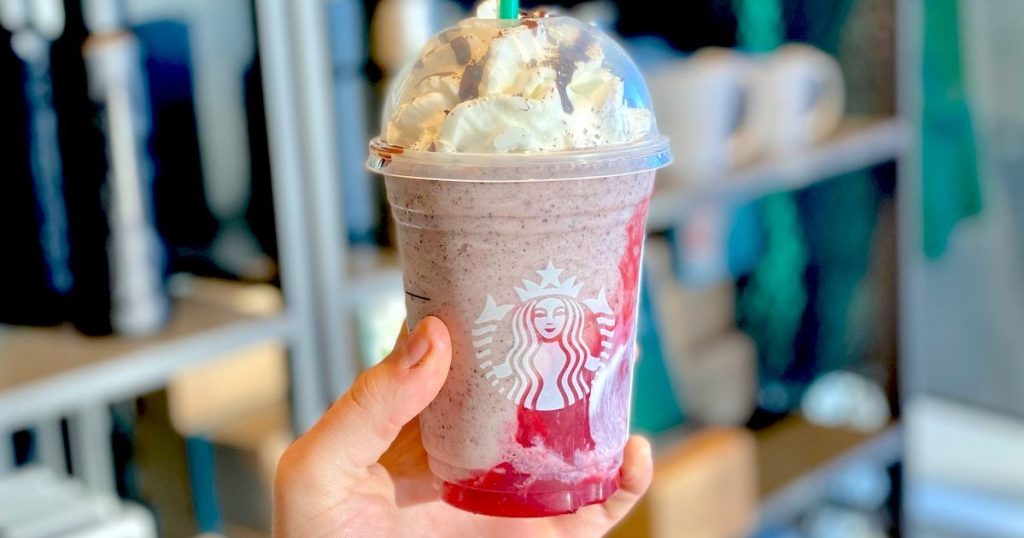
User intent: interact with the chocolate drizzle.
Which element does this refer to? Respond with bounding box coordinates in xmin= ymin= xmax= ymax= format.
xmin=373 ymin=142 xmax=404 ymax=164
xmin=550 ymin=32 xmax=595 ymax=114
xmin=459 ymin=60 xmax=486 ymax=101
xmin=375 ymin=143 xmax=404 ymax=157
xmin=438 ymin=29 xmax=457 ymax=45
xmin=411 ymin=16 xmax=606 ymax=135
xmin=450 ymin=36 xmax=472 ymax=65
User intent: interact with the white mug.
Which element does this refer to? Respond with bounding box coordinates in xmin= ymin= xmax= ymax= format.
xmin=649 ymin=48 xmax=761 ymax=185
xmin=748 ymin=43 xmax=845 ymax=155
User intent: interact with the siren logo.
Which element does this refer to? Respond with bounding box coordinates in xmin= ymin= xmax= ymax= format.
xmin=473 ymin=261 xmax=616 ymax=411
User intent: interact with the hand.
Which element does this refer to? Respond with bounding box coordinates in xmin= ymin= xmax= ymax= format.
xmin=273 ymin=316 xmax=653 ymax=537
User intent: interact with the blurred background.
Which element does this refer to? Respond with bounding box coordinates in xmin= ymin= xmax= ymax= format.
xmin=0 ymin=0 xmax=1020 ymax=536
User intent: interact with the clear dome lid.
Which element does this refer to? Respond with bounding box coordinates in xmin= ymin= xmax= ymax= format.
xmin=371 ymin=7 xmax=667 ymax=161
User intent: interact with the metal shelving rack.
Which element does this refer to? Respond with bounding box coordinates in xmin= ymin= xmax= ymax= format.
xmin=0 ymin=293 xmax=290 ymax=431
xmin=647 ymin=116 xmax=907 ymax=231
xmin=0 ymin=0 xmax=356 ymax=493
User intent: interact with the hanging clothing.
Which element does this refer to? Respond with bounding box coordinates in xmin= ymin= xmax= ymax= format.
xmin=920 ymin=0 xmax=982 ymax=258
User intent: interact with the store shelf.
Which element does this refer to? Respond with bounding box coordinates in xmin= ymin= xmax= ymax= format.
xmin=0 ymin=466 xmax=156 ymax=536
xmin=0 ymin=280 xmax=291 ymax=431
xmin=647 ymin=116 xmax=908 ymax=231
xmin=756 ymin=417 xmax=901 ymax=528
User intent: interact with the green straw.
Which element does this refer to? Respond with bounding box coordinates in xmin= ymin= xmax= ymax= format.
xmin=498 ymin=0 xmax=519 ymax=19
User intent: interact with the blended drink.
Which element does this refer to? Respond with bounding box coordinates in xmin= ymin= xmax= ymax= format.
xmin=367 ymin=9 xmax=670 ymax=517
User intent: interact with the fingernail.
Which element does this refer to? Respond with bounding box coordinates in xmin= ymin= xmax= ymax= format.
xmin=404 ymin=319 xmax=432 ymax=368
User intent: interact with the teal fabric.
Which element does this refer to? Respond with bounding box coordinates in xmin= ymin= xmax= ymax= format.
xmin=785 ymin=0 xmax=882 ymax=376
xmin=186 ymin=436 xmax=223 ymax=533
xmin=921 ymin=0 xmax=982 ymax=258
xmin=791 ymin=0 xmax=874 ymax=376
xmin=727 ymin=202 xmax=764 ymax=278
xmin=796 ymin=172 xmax=884 ymax=374
xmin=736 ymin=194 xmax=809 ymax=396
xmin=784 ymin=0 xmax=856 ymax=54
xmin=733 ymin=0 xmax=810 ymax=411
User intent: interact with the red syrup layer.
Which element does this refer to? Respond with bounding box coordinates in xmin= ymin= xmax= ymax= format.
xmin=441 ymin=466 xmax=619 ymax=517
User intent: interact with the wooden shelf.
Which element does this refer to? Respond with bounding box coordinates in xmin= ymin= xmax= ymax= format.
xmin=629 ymin=416 xmax=900 ymax=536
xmin=647 ymin=116 xmax=907 ymax=231
xmin=756 ymin=416 xmax=876 ymax=497
xmin=0 ymin=280 xmax=291 ymax=430
xmin=756 ymin=417 xmax=901 ymax=528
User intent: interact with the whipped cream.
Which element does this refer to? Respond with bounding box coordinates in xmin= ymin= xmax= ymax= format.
xmin=385 ymin=16 xmax=654 ymax=153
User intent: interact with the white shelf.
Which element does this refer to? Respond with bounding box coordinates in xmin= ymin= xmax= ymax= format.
xmin=906 ymin=481 xmax=1024 ymax=537
xmin=0 ymin=466 xmax=156 ymax=536
xmin=648 ymin=117 xmax=908 ymax=231
xmin=0 ymin=280 xmax=291 ymax=431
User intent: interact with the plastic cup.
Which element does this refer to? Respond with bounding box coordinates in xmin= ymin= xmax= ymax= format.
xmin=367 ymin=12 xmax=670 ymax=517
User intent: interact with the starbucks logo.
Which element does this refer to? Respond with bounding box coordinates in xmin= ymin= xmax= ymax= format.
xmin=473 ymin=261 xmax=616 ymax=411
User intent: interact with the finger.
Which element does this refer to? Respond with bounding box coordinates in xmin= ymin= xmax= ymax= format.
xmin=292 ymin=316 xmax=452 ymax=475
xmin=379 ymin=419 xmax=438 ymax=506
xmin=557 ymin=436 xmax=653 ymax=534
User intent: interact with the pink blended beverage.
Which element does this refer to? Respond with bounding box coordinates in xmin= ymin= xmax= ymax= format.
xmin=367 ymin=7 xmax=670 ymax=518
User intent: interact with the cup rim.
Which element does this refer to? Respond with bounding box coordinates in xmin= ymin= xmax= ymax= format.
xmin=365 ymin=136 xmax=672 ymax=182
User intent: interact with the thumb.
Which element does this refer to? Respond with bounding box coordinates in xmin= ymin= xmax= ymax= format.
xmin=289 ymin=316 xmax=452 ymax=475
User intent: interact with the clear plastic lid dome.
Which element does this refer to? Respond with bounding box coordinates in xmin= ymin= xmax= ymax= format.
xmin=371 ymin=7 xmax=667 ymax=160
